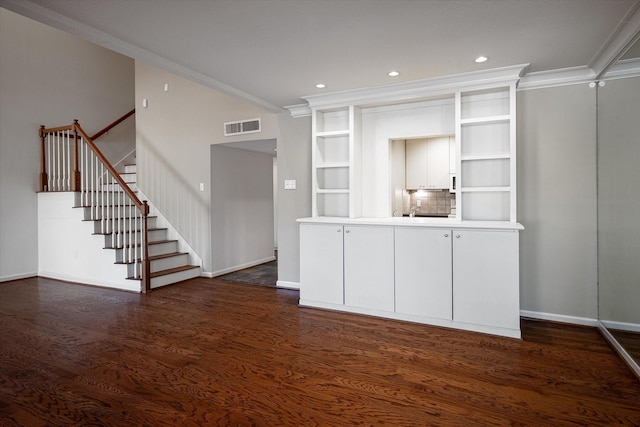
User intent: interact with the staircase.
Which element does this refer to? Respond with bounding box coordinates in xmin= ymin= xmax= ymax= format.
xmin=86 ymin=163 xmax=201 ymax=289
xmin=37 ymin=115 xmax=201 ymax=292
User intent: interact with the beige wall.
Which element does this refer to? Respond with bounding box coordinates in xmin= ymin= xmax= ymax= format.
xmin=134 ymin=62 xmax=279 ymax=273
xmin=0 ymin=8 xmax=134 ymax=281
xmin=517 ymin=84 xmax=598 ymax=320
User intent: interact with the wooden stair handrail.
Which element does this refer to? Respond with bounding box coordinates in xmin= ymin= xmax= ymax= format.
xmin=91 ymin=108 xmax=135 ymax=141
xmin=73 ymin=121 xmax=148 ymax=215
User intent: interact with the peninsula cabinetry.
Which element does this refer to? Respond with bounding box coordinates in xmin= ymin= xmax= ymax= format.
xmin=344 ymin=225 xmax=394 ymax=312
xmin=298 ymin=218 xmax=523 ymax=338
xmin=299 ymin=223 xmax=344 ymax=305
xmin=395 ymin=227 xmax=452 ymax=320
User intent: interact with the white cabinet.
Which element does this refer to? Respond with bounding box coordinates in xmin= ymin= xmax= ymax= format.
xmin=299 ymin=224 xmax=344 ymax=305
xmin=405 ymin=137 xmax=450 ymax=190
xmin=452 ymin=229 xmax=520 ymax=330
xmin=344 ymin=225 xmax=395 ymax=311
xmin=395 ymin=227 xmax=452 ymax=320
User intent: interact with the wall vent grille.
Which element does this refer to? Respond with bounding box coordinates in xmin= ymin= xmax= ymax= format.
xmin=224 ymin=118 xmax=261 ymax=136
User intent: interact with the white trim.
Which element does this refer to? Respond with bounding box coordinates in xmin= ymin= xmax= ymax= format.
xmin=301 ymin=299 xmax=521 ymax=339
xmin=600 ymin=319 xmax=640 ymax=334
xmin=302 ymin=64 xmax=529 ymax=110
xmin=0 ymin=272 xmax=38 ymax=282
xmin=38 ymin=271 xmax=140 ymax=292
xmin=517 ymin=66 xmax=596 ymax=91
xmin=598 ymin=322 xmax=640 ymax=379
xmin=210 ymin=256 xmax=276 ymax=277
xmin=520 ymin=310 xmax=599 ymax=327
xmin=276 ymin=280 xmax=300 ymax=290
xmin=600 ymin=58 xmax=640 ymax=81
xmin=284 ymin=104 xmax=311 ymax=118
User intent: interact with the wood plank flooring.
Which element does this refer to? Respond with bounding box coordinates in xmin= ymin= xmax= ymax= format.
xmin=1 ymin=277 xmax=639 ymax=426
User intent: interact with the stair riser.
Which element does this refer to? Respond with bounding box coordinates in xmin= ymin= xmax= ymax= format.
xmin=103 ymin=229 xmax=167 ymax=248
xmin=151 ymin=267 xmax=201 ymax=289
xmin=91 ymin=217 xmax=158 ymax=233
xmin=82 ymin=205 xmax=144 ymax=220
xmin=124 ymin=165 xmax=137 ymax=173
xmin=127 ymin=254 xmax=189 ymax=276
xmin=119 ymin=172 xmax=136 ymax=181
xmin=113 ymin=241 xmax=177 ymax=262
xmin=101 ymin=183 xmax=138 ymax=192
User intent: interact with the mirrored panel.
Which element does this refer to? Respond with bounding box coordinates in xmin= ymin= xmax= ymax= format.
xmin=598 ymin=37 xmax=640 ymax=376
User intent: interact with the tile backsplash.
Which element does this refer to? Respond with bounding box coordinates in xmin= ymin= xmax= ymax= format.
xmin=403 ymin=189 xmax=456 ymax=216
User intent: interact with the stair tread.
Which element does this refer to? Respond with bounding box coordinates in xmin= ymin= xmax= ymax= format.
xmin=93 ymin=227 xmax=167 ymax=236
xmin=115 ymin=251 xmax=188 ymax=265
xmin=105 ymin=239 xmax=177 ymax=250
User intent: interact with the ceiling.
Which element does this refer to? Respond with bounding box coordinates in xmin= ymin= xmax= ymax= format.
xmin=2 ymin=0 xmax=640 ymax=112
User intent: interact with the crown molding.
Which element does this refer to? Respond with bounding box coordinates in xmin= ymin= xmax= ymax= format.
xmin=600 ymin=58 xmax=640 ymax=81
xmin=301 ymin=64 xmax=529 ymax=110
xmin=517 ymin=66 xmax=597 ymax=91
xmin=284 ymin=104 xmax=311 ymax=118
xmin=0 ymin=0 xmax=283 ymax=114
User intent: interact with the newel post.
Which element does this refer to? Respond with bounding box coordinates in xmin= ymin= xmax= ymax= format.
xmin=142 ymin=201 xmax=151 ymax=293
xmin=71 ymin=120 xmax=81 ymax=192
xmin=39 ymin=125 xmax=48 ymax=192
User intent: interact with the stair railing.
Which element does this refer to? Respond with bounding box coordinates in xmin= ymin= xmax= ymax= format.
xmin=39 ymin=118 xmax=151 ymax=292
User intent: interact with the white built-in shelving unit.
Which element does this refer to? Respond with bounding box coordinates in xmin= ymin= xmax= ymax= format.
xmin=456 ymin=85 xmax=517 ymax=221
xmin=312 ymin=106 xmax=361 ymax=217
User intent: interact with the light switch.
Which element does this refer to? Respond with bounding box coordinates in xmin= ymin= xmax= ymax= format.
xmin=284 ymin=180 xmax=296 ymax=190
xmin=164 ymin=83 xmax=169 ymax=92
xmin=199 ymin=183 xmax=204 ymax=192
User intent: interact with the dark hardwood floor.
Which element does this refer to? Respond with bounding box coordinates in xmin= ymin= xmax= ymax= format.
xmin=217 ymin=260 xmax=277 ymax=287
xmin=1 ymin=277 xmax=639 ymax=426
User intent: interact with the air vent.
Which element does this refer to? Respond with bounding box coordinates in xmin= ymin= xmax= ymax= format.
xmin=224 ymin=118 xmax=261 ymax=136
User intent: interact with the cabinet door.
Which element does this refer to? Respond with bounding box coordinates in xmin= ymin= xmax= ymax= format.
xmin=452 ymin=230 xmax=520 ymax=330
xmin=405 ymin=139 xmax=428 ymax=189
xmin=300 ymin=224 xmax=344 ymax=304
xmin=395 ymin=228 xmax=452 ymax=319
xmin=344 ymin=225 xmax=395 ymax=312
xmin=427 ymin=136 xmax=450 ymax=189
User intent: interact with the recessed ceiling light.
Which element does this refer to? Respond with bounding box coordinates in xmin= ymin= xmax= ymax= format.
xmin=388 ymin=71 xmax=400 ymax=77
xmin=315 ymin=83 xmax=326 ymax=89
xmin=475 ymin=56 xmax=489 ymax=63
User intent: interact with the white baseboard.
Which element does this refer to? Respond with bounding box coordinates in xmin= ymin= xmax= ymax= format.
xmin=210 ymin=256 xmax=276 ymax=277
xmin=38 ymin=271 xmax=141 ymax=293
xmin=600 ymin=320 xmax=640 ymax=333
xmin=0 ymin=272 xmax=37 ymax=283
xmin=520 ymin=310 xmax=599 ymax=327
xmin=276 ymin=280 xmax=299 ymax=290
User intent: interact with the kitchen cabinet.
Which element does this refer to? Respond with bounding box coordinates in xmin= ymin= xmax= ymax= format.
xmin=395 ymin=227 xmax=452 ymax=320
xmin=344 ymin=225 xmax=395 ymax=311
xmin=452 ymin=229 xmax=520 ymax=330
xmin=298 ymin=218 xmax=522 ymax=338
xmin=299 ymin=223 xmax=344 ymax=305
xmin=405 ymin=136 xmax=450 ymax=190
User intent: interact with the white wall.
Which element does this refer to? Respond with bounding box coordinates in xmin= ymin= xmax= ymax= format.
xmin=597 ymin=75 xmax=640 ymax=325
xmin=210 ymin=145 xmax=275 ymax=275
xmin=0 ymin=8 xmax=134 ymax=281
xmin=134 ymin=62 xmax=279 ymax=273
xmin=517 ymin=84 xmax=598 ymax=320
xmin=275 ymin=113 xmax=312 ymax=288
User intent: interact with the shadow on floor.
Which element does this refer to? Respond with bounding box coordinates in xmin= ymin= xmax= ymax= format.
xmin=217 ymin=260 xmax=277 ymax=287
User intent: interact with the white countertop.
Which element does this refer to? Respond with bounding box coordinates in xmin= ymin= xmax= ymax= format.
xmin=297 ymin=216 xmax=524 ymax=230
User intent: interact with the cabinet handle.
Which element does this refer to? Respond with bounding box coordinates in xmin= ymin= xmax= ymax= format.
xmin=456 ymin=234 xmax=461 ymax=238
xmin=345 ymin=229 xmax=350 ymax=233
xmin=444 ymin=234 xmax=449 ymax=237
